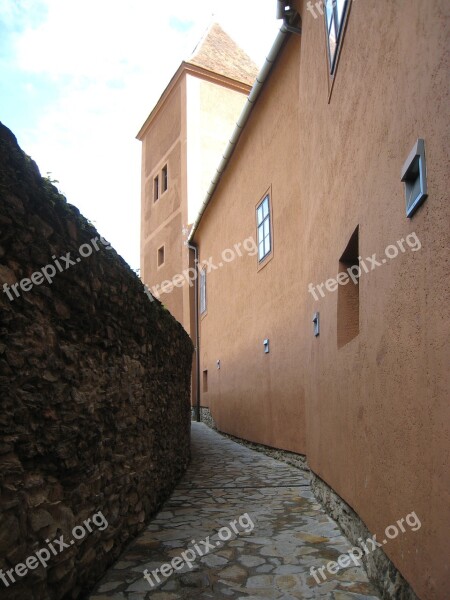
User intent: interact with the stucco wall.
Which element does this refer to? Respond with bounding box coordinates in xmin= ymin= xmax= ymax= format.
xmin=193 ymin=1 xmax=449 ymax=598
xmin=195 ymin=34 xmax=306 ymax=452
xmin=140 ymin=80 xmax=186 ymax=326
xmin=143 ymin=86 xmax=181 ymax=178
xmin=300 ymin=2 xmax=449 ymax=598
xmin=141 ymin=71 xmax=250 ymax=331
xmin=186 ymin=75 xmax=249 ymax=225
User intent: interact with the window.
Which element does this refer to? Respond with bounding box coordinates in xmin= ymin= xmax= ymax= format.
xmin=401 ymin=139 xmax=428 ymax=218
xmin=153 ymin=175 xmax=159 ymax=202
xmin=200 ymin=268 xmax=206 ymax=314
xmin=157 ymin=245 xmax=165 ymax=267
xmin=202 ymin=370 xmax=208 ymax=393
xmin=337 ymin=226 xmax=359 ymax=347
xmin=325 ymin=0 xmax=349 ymax=73
xmin=257 ymin=194 xmax=271 ymax=262
xmin=162 ymin=164 xmax=168 ymax=193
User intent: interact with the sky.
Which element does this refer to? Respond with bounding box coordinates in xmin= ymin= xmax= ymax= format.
xmin=0 ymin=0 xmax=281 ymax=270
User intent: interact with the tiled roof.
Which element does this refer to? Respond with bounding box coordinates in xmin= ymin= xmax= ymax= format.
xmin=187 ymin=23 xmax=259 ymax=86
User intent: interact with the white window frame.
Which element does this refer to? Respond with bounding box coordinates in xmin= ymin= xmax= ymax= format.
xmin=257 ymin=194 xmax=272 ymax=263
xmin=325 ymin=0 xmax=349 ymax=74
xmin=200 ymin=268 xmax=206 ymax=314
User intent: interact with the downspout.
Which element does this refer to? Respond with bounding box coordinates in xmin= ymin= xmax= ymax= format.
xmin=186 ymin=4 xmax=301 ymax=419
xmin=187 ymin=242 xmax=201 ymax=422
xmin=188 ymin=12 xmax=301 ymax=243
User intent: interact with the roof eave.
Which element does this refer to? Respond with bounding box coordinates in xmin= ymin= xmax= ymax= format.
xmin=136 ymin=63 xmax=254 ymax=141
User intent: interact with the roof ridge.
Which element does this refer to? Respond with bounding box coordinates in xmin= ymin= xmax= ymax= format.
xmin=187 ymin=20 xmax=215 ymax=62
xmin=186 ymin=22 xmax=259 ymax=86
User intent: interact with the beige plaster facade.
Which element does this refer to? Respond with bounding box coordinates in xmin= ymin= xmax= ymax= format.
xmin=138 ymin=25 xmax=257 ymax=331
xmin=190 ymin=1 xmax=450 ymax=598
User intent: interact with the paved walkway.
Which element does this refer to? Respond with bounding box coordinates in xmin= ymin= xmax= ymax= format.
xmin=88 ymin=423 xmax=381 ymax=600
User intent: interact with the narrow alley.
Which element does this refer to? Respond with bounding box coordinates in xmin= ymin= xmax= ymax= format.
xmin=88 ymin=424 xmax=381 ymax=599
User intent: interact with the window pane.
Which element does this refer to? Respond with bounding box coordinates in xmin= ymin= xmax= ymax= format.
xmin=328 ymin=18 xmax=337 ymax=65
xmin=336 ymin=0 xmax=347 ymax=29
xmin=200 ymin=270 xmax=206 ymax=313
xmin=262 ymin=198 xmax=269 ymax=218
xmin=263 ymin=219 xmax=269 ymax=238
xmin=257 ymin=205 xmax=263 ymax=225
xmin=326 ymin=0 xmax=334 ymax=29
xmin=264 ymin=234 xmax=271 ymax=254
xmin=258 ymin=224 xmax=264 ymax=244
xmin=258 ymin=242 xmax=264 ymax=260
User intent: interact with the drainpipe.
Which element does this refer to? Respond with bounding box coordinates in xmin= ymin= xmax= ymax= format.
xmin=187 ymin=242 xmax=201 ymax=422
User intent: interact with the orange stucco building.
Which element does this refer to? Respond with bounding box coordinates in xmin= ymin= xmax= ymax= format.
xmin=139 ymin=3 xmax=449 ymax=599
xmin=137 ymin=24 xmax=258 ymax=333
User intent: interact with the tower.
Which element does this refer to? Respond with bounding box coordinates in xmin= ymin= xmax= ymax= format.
xmin=137 ymin=23 xmax=258 ymax=333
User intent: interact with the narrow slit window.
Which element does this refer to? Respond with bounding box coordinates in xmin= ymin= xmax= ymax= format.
xmin=200 ymin=268 xmax=206 ymax=314
xmin=325 ymin=0 xmax=349 ymax=73
xmin=203 ymin=370 xmax=208 ymax=393
xmin=162 ymin=164 xmax=168 ymax=193
xmin=157 ymin=245 xmax=165 ymax=267
xmin=153 ymin=175 xmax=159 ymax=202
xmin=256 ymin=194 xmax=272 ymax=262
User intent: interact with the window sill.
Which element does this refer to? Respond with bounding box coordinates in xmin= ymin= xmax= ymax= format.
xmin=257 ymin=251 xmax=274 ymax=273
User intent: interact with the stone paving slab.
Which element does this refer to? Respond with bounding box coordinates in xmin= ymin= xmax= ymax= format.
xmin=88 ymin=423 xmax=381 ymax=599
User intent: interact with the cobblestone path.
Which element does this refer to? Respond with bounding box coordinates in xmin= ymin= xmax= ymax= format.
xmin=88 ymin=423 xmax=381 ymax=599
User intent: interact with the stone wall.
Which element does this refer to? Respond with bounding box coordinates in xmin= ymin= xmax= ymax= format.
xmin=0 ymin=123 xmax=193 ymax=600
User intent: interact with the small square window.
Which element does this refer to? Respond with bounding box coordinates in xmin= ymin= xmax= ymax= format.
xmin=401 ymin=139 xmax=428 ymax=218
xmin=162 ymin=164 xmax=168 ymax=193
xmin=157 ymin=245 xmax=165 ymax=267
xmin=153 ymin=175 xmax=159 ymax=202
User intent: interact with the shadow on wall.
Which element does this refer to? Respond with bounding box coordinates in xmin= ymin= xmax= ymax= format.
xmin=0 ymin=122 xmax=193 ymax=600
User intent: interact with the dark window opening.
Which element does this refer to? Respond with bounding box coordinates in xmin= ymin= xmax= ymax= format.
xmin=153 ymin=175 xmax=159 ymax=202
xmin=162 ymin=164 xmax=168 ymax=193
xmin=157 ymin=245 xmax=165 ymax=267
xmin=203 ymin=370 xmax=208 ymax=393
xmin=338 ymin=225 xmax=359 ymax=347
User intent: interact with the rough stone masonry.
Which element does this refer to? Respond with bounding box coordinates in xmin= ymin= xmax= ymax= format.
xmin=0 ymin=122 xmax=193 ymax=600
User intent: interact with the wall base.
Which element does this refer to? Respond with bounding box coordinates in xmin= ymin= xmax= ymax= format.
xmin=198 ymin=408 xmax=421 ymax=600
xmin=309 ymin=474 xmax=420 ymax=600
xmin=191 ymin=406 xmax=216 ymax=429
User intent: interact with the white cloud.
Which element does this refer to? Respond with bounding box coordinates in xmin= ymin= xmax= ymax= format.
xmin=5 ymin=0 xmax=280 ymax=269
